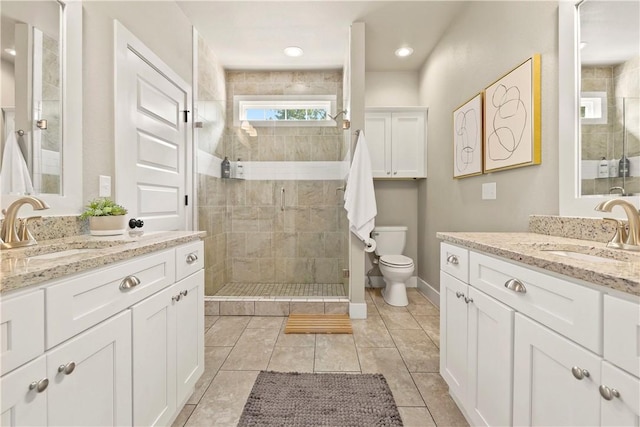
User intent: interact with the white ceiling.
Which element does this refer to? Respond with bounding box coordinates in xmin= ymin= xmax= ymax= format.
xmin=177 ymin=1 xmax=468 ymax=71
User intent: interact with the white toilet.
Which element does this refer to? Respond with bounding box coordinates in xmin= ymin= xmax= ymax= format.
xmin=372 ymin=226 xmax=414 ymax=307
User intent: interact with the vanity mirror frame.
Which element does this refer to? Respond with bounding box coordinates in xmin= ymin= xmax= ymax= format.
xmin=558 ymin=1 xmax=640 ymax=217
xmin=1 ymin=0 xmax=82 ymax=215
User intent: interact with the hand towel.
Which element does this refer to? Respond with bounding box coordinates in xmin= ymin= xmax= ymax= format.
xmin=344 ymin=131 xmax=377 ymax=245
xmin=0 ymin=130 xmax=34 ymax=195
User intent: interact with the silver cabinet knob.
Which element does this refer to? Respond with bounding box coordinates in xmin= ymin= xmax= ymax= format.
xmin=29 ymin=378 xmax=49 ymax=393
xmin=172 ymin=294 xmax=182 ymax=302
xmin=464 ymin=296 xmax=474 ymax=304
xmin=186 ymin=253 xmax=198 ymax=264
xmin=58 ymin=361 xmax=76 ymax=375
xmin=504 ymin=278 xmax=527 ymax=293
xmin=180 ymin=290 xmax=188 ymax=297
xmin=393 ymin=171 xmax=397 ymax=175
xmin=455 ymin=291 xmax=464 ymax=299
xmin=599 ymin=385 xmax=620 ymax=401
xmin=446 ymin=254 xmax=459 ymax=265
xmin=386 ymin=171 xmax=391 ymax=175
xmin=119 ymin=275 xmax=141 ymax=291
xmin=571 ymin=366 xmax=590 ymax=380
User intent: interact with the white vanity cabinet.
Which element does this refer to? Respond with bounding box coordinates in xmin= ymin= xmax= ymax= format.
xmin=440 ymin=243 xmax=514 ymax=427
xmin=440 ymin=240 xmax=640 ymax=427
xmin=0 ymin=239 xmax=205 ymax=427
xmin=364 ymin=108 xmax=427 ymax=178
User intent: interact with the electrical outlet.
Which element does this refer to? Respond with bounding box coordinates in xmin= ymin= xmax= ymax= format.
xmin=482 ymin=182 xmax=497 ymax=200
xmin=99 ymin=175 xmax=111 ymax=197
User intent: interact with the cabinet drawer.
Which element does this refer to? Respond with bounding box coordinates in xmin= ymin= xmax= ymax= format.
xmin=176 ymin=240 xmax=204 ymax=281
xmin=470 ymin=251 xmax=602 ymax=353
xmin=1 ymin=291 xmax=45 ymax=375
xmin=46 ymin=249 xmax=175 ymax=348
xmin=440 ymin=243 xmax=469 ymax=283
xmin=604 ymin=295 xmax=640 ymax=377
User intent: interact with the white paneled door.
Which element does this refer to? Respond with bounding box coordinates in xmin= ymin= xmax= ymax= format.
xmin=115 ymin=22 xmax=193 ymax=231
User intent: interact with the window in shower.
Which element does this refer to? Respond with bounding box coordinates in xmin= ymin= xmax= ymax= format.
xmin=234 ymin=95 xmax=336 ymax=127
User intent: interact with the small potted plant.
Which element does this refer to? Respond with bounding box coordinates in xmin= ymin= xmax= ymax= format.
xmin=80 ymin=197 xmax=128 ymax=236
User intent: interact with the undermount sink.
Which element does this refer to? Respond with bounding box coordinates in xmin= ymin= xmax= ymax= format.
xmin=27 ymin=248 xmax=101 ymax=261
xmin=542 ymin=250 xmax=621 ymax=264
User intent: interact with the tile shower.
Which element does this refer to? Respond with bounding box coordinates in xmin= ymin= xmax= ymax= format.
xmin=197 ymin=63 xmax=350 ymax=299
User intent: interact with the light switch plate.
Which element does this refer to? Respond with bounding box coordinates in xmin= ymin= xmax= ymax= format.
xmin=482 ymin=182 xmax=497 ymax=200
xmin=99 ymin=175 xmax=111 ymax=197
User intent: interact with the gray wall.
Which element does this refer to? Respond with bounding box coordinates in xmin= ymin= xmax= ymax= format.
xmin=82 ymin=2 xmax=193 ymax=203
xmin=417 ymin=1 xmax=560 ymax=292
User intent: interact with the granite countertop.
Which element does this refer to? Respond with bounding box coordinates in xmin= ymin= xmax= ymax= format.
xmin=437 ymin=232 xmax=640 ymax=297
xmin=0 ymin=230 xmax=206 ymax=294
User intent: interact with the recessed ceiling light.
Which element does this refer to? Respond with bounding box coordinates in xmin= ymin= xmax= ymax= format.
xmin=394 ymin=46 xmax=414 ymax=58
xmin=284 ymin=46 xmax=304 ymax=57
xmin=4 ymin=48 xmax=16 ymax=56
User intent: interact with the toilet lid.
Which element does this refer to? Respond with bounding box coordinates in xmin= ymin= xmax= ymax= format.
xmin=380 ymin=255 xmax=413 ymax=267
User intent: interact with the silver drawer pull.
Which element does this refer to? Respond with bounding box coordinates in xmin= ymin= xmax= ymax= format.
xmin=504 ymin=278 xmax=526 ymax=293
xmin=599 ymin=385 xmax=620 ymax=401
xmin=455 ymin=291 xmax=464 ymax=299
xmin=446 ymin=254 xmax=459 ymax=265
xmin=119 ymin=275 xmax=141 ymax=290
xmin=180 ymin=290 xmax=188 ymax=297
xmin=571 ymin=366 xmax=590 ymax=380
xmin=29 ymin=378 xmax=49 ymax=393
xmin=186 ymin=253 xmax=198 ymax=264
xmin=172 ymin=294 xmax=182 ymax=302
xmin=464 ymin=296 xmax=474 ymax=304
xmin=58 ymin=361 xmax=76 ymax=375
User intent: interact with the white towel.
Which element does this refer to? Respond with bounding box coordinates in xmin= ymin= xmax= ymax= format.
xmin=0 ymin=130 xmax=34 ymax=195
xmin=344 ymin=131 xmax=377 ymax=245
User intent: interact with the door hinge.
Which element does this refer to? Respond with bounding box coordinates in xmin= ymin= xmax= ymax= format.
xmin=182 ymin=110 xmax=190 ymax=123
xmin=185 ymin=195 xmax=189 ymax=206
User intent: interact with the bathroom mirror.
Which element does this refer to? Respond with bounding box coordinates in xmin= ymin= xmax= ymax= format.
xmin=0 ymin=0 xmax=82 ymax=214
xmin=558 ymin=1 xmax=640 ymax=217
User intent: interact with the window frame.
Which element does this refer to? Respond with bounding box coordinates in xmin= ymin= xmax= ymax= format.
xmin=233 ymin=95 xmax=337 ymax=127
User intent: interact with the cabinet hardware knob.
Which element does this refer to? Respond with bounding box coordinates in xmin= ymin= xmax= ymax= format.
xmin=29 ymin=378 xmax=49 ymax=393
xmin=464 ymin=296 xmax=474 ymax=304
xmin=119 ymin=275 xmax=141 ymax=290
xmin=599 ymin=385 xmax=620 ymax=400
xmin=57 ymin=361 xmax=76 ymax=375
xmin=571 ymin=366 xmax=590 ymax=380
xmin=455 ymin=291 xmax=464 ymax=299
xmin=504 ymin=278 xmax=526 ymax=294
xmin=186 ymin=253 xmax=198 ymax=264
xmin=172 ymin=294 xmax=182 ymax=302
xmin=446 ymin=255 xmax=459 ymax=265
xmin=387 ymin=171 xmax=391 ymax=175
xmin=180 ymin=290 xmax=188 ymax=297
xmin=393 ymin=171 xmax=397 ymax=175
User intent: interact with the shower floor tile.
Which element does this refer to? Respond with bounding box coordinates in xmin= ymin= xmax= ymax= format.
xmin=214 ymin=282 xmax=348 ymax=298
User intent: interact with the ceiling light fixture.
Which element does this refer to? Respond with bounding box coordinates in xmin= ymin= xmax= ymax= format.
xmin=284 ymin=46 xmax=304 ymax=57
xmin=4 ymin=48 xmax=16 ymax=56
xmin=394 ymin=46 xmax=414 ymax=58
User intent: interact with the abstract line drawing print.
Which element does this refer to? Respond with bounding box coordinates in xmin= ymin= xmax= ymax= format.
xmin=453 ymin=93 xmax=482 ymax=178
xmin=487 ymin=84 xmax=527 ymax=161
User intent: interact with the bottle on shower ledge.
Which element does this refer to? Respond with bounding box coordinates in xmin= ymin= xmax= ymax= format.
xmin=618 ymin=154 xmax=630 ymax=178
xmin=598 ymin=157 xmax=609 ymax=178
xmin=221 ymin=156 xmax=231 ymax=178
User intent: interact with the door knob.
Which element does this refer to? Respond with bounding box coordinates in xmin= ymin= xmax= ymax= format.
xmin=571 ymin=366 xmax=590 ymax=380
xmin=29 ymin=378 xmax=49 ymax=393
xmin=58 ymin=361 xmax=76 ymax=375
xmin=599 ymin=385 xmax=620 ymax=400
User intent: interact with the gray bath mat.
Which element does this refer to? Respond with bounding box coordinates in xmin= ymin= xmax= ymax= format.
xmin=238 ymin=371 xmax=403 ymax=427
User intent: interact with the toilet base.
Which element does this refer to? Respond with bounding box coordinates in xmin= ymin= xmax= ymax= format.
xmin=382 ymin=280 xmax=408 ymax=307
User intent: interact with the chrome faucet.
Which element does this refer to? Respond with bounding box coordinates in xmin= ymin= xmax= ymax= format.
xmin=595 ymin=199 xmax=640 ymax=251
xmin=0 ymin=196 xmax=50 ymax=249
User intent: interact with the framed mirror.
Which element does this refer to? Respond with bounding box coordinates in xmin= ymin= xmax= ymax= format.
xmin=558 ymin=1 xmax=640 ymax=217
xmin=0 ymin=0 xmax=82 ymax=215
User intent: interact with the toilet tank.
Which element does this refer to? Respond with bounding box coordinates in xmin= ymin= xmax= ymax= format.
xmin=372 ymin=226 xmax=408 ymax=256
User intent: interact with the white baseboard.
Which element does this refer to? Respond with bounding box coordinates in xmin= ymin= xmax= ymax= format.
xmin=418 ymin=277 xmax=440 ymax=308
xmin=367 ymin=276 xmax=418 ymax=288
xmin=349 ymin=302 xmax=367 ymax=319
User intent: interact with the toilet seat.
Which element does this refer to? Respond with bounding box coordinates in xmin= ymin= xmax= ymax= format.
xmin=379 ymin=254 xmax=413 ymax=268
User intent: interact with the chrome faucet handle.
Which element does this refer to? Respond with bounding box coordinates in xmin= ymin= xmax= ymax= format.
xmin=603 ymin=218 xmax=627 ymax=249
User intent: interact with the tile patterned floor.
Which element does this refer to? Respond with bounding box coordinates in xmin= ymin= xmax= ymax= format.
xmin=172 ymin=287 xmax=468 ymax=427
xmin=215 ymin=282 xmax=348 ymax=297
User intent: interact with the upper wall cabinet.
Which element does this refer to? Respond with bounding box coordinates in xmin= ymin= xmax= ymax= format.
xmin=364 ymin=107 xmax=427 ymax=179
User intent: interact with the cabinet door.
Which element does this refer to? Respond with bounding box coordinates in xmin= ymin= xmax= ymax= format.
xmin=47 ymin=311 xmax=132 ymax=427
xmin=391 ymin=111 xmax=425 ymax=178
xmin=440 ymin=271 xmax=468 ymax=401
xmin=364 ymin=112 xmax=392 ymax=177
xmin=600 ymin=361 xmax=640 ymax=427
xmin=174 ymin=270 xmax=204 ymax=405
xmin=513 ymin=314 xmax=601 ymax=427
xmin=467 ymin=287 xmax=514 ymax=427
xmin=132 ymin=284 xmax=177 ymax=427
xmin=1 ymin=355 xmax=48 ymax=427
